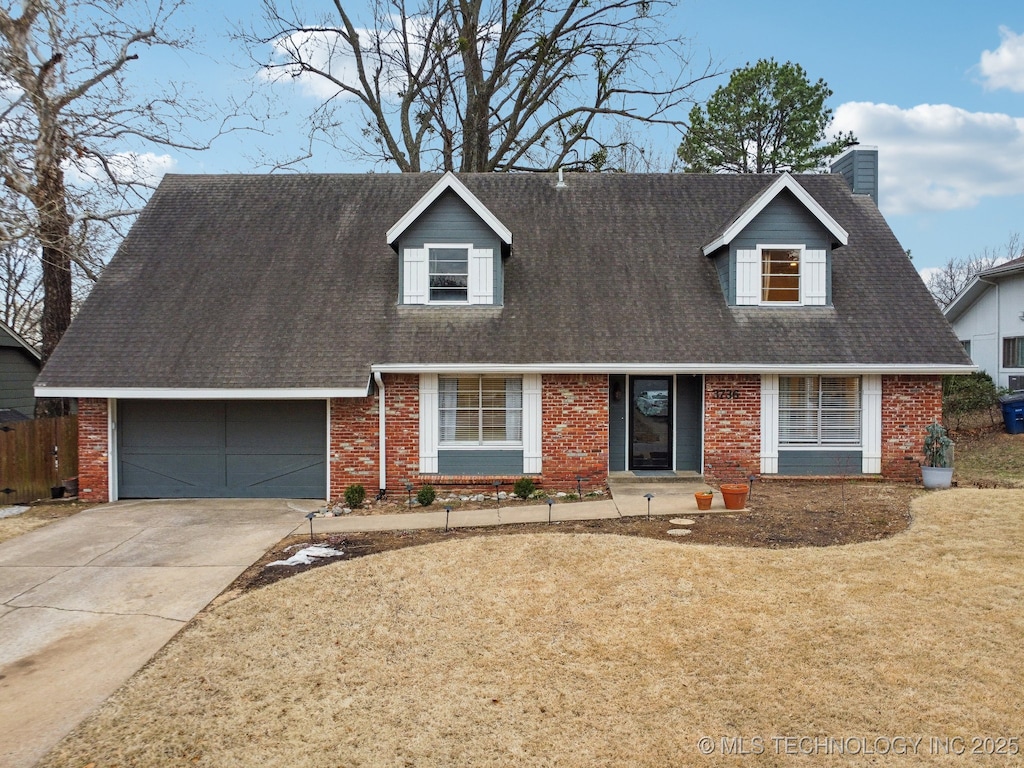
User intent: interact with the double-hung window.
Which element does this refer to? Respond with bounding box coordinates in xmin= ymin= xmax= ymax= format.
xmin=439 ymin=376 xmax=523 ymax=445
xmin=429 ymin=246 xmax=469 ymax=303
xmin=779 ymin=376 xmax=861 ymax=446
xmin=1004 ymin=337 xmax=1024 ymax=368
xmin=761 ymin=248 xmax=801 ymax=303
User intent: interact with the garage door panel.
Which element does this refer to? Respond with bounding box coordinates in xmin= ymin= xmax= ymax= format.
xmin=226 ymin=402 xmax=324 ymax=454
xmin=118 ymin=400 xmax=326 ymax=499
xmin=119 ymin=401 xmax=225 ymax=450
xmin=120 ymin=454 xmax=227 ymax=498
xmin=226 ymin=455 xmax=326 ymax=497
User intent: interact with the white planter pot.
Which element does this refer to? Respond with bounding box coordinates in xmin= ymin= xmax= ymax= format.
xmin=921 ymin=466 xmax=953 ymax=489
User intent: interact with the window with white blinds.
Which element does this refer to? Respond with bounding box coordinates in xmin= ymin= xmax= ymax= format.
xmin=779 ymin=376 xmax=861 ymax=446
xmin=439 ymin=376 xmax=523 ymax=445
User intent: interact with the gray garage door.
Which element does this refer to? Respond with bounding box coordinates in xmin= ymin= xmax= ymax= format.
xmin=118 ymin=400 xmax=326 ymax=498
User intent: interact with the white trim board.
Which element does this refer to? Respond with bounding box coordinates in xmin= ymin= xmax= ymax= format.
xmin=387 ymin=172 xmax=513 ymax=246
xmin=34 ymin=387 xmax=370 ymax=399
xmin=702 ymin=173 xmax=849 ymax=256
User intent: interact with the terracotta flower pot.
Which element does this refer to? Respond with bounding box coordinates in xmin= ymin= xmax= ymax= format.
xmin=719 ymin=483 xmax=749 ymax=510
xmin=694 ymin=491 xmax=713 ymax=511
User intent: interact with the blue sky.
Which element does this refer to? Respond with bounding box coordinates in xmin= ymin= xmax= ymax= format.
xmin=139 ymin=0 xmax=1023 ymax=277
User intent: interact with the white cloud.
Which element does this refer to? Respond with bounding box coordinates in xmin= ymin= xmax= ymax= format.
xmin=978 ymin=26 xmax=1024 ymax=92
xmin=830 ymin=102 xmax=1024 ymax=215
xmin=65 ymin=151 xmax=177 ymax=188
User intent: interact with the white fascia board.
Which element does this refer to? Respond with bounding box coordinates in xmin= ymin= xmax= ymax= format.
xmin=33 ymin=386 xmax=372 ymax=399
xmin=372 ymin=363 xmax=977 ymax=376
xmin=386 ymin=171 xmax=513 ymax=246
xmin=942 ymin=274 xmax=987 ymax=322
xmin=701 ymin=173 xmax=849 ymax=256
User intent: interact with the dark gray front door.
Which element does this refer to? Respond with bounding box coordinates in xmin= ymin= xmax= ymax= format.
xmin=630 ymin=376 xmax=672 ymax=470
xmin=118 ymin=400 xmax=326 ymax=498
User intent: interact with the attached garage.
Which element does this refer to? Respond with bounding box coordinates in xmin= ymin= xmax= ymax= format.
xmin=117 ymin=400 xmax=327 ymax=499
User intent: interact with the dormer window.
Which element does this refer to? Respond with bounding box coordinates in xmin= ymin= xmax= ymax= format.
xmin=761 ymin=247 xmax=801 ymax=303
xmin=429 ymin=245 xmax=469 ymax=303
xmin=735 ymin=244 xmax=827 ymax=306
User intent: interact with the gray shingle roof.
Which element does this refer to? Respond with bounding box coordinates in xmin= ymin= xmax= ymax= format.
xmin=38 ymin=172 xmax=970 ymax=391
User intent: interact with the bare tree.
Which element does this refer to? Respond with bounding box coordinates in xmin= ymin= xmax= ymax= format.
xmin=245 ymin=0 xmax=713 ymax=173
xmin=0 ymin=0 xmax=229 ymax=406
xmin=927 ymin=233 xmax=1023 ymax=309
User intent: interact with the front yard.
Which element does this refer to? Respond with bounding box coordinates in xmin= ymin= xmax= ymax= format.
xmin=40 ymin=487 xmax=1023 ymax=767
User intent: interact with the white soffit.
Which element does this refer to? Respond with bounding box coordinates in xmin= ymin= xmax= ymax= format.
xmin=702 ymin=173 xmax=850 ymax=256
xmin=386 ymin=171 xmax=513 ymax=246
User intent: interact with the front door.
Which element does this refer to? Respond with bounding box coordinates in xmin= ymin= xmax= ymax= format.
xmin=630 ymin=376 xmax=673 ymax=470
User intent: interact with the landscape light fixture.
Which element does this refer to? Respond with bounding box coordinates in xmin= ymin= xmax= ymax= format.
xmin=547 ymin=497 xmax=554 ymax=524
xmin=404 ymin=481 xmax=414 ymax=507
xmin=493 ymin=480 xmax=502 ymax=510
xmin=644 ymin=492 xmax=654 ymax=520
xmin=305 ymin=510 xmax=316 ymax=541
xmin=445 ymin=506 xmax=452 ymax=533
xmin=748 ymin=474 xmax=756 ymax=500
xmin=575 ymin=475 xmax=587 ymax=498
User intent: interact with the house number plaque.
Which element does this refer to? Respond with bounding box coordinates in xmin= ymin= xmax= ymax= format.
xmin=712 ymin=389 xmax=741 ymax=400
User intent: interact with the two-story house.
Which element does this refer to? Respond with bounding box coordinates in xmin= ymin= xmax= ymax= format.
xmin=943 ymin=256 xmax=1024 ymax=391
xmin=35 ymin=148 xmax=972 ymax=501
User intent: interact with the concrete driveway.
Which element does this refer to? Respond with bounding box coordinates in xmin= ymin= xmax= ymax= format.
xmin=0 ymin=498 xmax=315 ymax=768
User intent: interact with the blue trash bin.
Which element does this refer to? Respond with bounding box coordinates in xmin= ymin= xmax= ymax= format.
xmin=999 ymin=392 xmax=1024 ymax=434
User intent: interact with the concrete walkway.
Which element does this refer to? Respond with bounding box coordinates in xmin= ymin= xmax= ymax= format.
xmin=0 ymin=479 xmax=741 ymax=767
xmin=310 ymin=477 xmax=734 ymax=533
xmin=0 ymin=498 xmax=319 ymax=768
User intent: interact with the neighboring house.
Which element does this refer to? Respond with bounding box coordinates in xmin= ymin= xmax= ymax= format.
xmin=943 ymin=255 xmax=1024 ymax=390
xmin=36 ymin=148 xmax=972 ymax=502
xmin=1 ymin=320 xmax=41 ymax=421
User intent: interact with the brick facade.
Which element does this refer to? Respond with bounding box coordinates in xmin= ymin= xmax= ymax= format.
xmin=540 ymin=374 xmax=609 ymax=493
xmin=702 ymin=374 xmax=762 ymax=482
xmin=328 ymin=395 xmax=379 ymax=500
xmin=881 ymin=375 xmax=943 ymax=481
xmin=78 ymin=373 xmax=942 ymax=503
xmin=78 ymin=398 xmax=110 ymax=502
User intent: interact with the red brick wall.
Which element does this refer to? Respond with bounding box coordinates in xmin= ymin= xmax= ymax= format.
xmin=384 ymin=374 xmax=421 ymax=491
xmin=881 ymin=375 xmax=943 ymax=480
xmin=541 ymin=374 xmax=608 ymax=492
xmin=328 ymin=395 xmax=379 ymax=500
xmin=703 ymin=374 xmax=761 ymax=482
xmin=78 ymin=398 xmax=109 ymax=502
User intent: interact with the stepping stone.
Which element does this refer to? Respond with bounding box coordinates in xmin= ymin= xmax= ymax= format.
xmin=666 ymin=528 xmax=692 ymax=536
xmin=670 ymin=518 xmax=695 ymax=526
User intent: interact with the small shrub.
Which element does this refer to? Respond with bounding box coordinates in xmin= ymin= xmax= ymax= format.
xmin=943 ymin=372 xmax=1003 ymax=429
xmin=417 ymin=484 xmax=436 ymax=507
xmin=923 ymin=422 xmax=954 ymax=468
xmin=344 ymin=484 xmax=366 ymax=509
xmin=513 ymin=477 xmax=536 ymax=499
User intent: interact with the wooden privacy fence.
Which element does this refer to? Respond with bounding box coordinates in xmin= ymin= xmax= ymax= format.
xmin=0 ymin=416 xmax=78 ymax=505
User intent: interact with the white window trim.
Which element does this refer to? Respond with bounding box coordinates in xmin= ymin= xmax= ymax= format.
xmin=420 ymin=373 xmax=541 ymax=474
xmin=425 ymin=242 xmax=472 ymax=305
xmin=736 ymin=244 xmax=828 ymax=307
xmin=764 ymin=374 xmax=881 ymax=475
xmin=757 ymin=243 xmax=805 ymax=307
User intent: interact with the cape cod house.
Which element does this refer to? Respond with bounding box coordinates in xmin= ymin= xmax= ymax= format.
xmin=36 ymin=147 xmax=973 ymax=502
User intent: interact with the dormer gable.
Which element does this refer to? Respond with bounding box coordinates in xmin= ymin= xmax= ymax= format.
xmin=702 ymin=173 xmax=848 ymax=256
xmin=389 ymin=173 xmax=511 ymax=306
xmin=704 ymin=174 xmax=848 ymax=308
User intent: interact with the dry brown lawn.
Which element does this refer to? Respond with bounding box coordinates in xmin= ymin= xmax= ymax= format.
xmin=41 ymin=489 xmax=1024 ymax=767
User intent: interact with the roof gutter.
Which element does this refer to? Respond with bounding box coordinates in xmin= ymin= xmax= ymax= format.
xmin=371 ymin=363 xmax=977 ymax=376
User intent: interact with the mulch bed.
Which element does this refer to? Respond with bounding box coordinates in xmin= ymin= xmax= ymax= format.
xmin=229 ymin=480 xmax=920 ymax=595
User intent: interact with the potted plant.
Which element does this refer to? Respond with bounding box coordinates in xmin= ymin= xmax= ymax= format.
xmin=694 ymin=490 xmax=713 ymax=510
xmin=921 ymin=421 xmax=954 ymax=489
xmin=719 ymin=483 xmax=749 ymax=510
